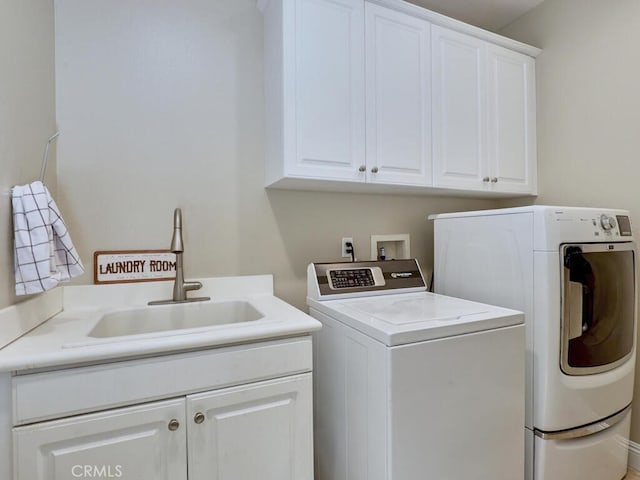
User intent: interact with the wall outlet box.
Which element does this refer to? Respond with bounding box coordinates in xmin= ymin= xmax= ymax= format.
xmin=370 ymin=234 xmax=410 ymax=260
xmin=341 ymin=237 xmax=353 ymax=258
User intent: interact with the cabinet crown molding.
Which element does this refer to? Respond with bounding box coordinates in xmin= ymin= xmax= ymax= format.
xmin=256 ymin=0 xmax=541 ymax=57
xmin=366 ymin=0 xmax=541 ymax=57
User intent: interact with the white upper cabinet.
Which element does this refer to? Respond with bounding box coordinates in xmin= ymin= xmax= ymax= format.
xmin=263 ymin=0 xmax=366 ymax=185
xmin=487 ymin=44 xmax=537 ymax=194
xmin=260 ymin=0 xmax=539 ymax=196
xmin=365 ymin=3 xmax=432 ymax=186
xmin=432 ymin=25 xmax=537 ymax=194
xmin=432 ymin=26 xmax=486 ymax=190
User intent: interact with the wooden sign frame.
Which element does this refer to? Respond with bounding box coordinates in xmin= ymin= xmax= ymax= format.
xmin=93 ymin=250 xmax=177 ymax=284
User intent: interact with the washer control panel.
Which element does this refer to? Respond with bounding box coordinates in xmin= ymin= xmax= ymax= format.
xmin=328 ymin=267 xmax=383 ymax=290
xmin=308 ymin=259 xmax=426 ymax=300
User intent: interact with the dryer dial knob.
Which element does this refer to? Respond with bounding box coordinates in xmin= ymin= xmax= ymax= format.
xmin=600 ymin=214 xmax=617 ymax=231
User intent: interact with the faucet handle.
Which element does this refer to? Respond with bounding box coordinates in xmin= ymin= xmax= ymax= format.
xmin=183 ymin=281 xmax=203 ymax=292
xmin=173 ymin=208 xmax=182 ymax=228
xmin=170 ymin=208 xmax=184 ymax=253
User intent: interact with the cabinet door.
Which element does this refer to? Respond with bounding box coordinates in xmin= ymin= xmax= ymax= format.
xmin=365 ymin=3 xmax=431 ymax=186
xmin=187 ymin=373 xmax=313 ymax=480
xmin=487 ymin=44 xmax=537 ymax=194
xmin=287 ymin=0 xmax=365 ymax=181
xmin=432 ymin=25 xmax=487 ymax=190
xmin=13 ymin=398 xmax=187 ymax=480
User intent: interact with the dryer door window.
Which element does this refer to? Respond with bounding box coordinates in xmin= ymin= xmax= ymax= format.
xmin=561 ymin=243 xmax=636 ymax=376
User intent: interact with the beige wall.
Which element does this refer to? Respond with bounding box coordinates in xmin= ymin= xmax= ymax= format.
xmin=0 ymin=0 xmax=56 ymax=310
xmin=53 ymin=0 xmax=499 ymax=311
xmin=500 ymin=0 xmax=640 ymax=444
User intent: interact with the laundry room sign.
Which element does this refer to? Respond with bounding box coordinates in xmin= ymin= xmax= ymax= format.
xmin=93 ymin=250 xmax=177 ymax=284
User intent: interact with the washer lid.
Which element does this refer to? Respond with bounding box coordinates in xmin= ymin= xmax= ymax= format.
xmin=308 ymin=292 xmax=523 ymax=346
xmin=344 ymin=294 xmax=488 ymax=325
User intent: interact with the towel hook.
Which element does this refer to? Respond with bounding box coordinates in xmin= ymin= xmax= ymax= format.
xmin=39 ymin=131 xmax=60 ymax=184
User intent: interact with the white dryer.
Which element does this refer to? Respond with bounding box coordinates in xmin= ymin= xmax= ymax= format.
xmin=307 ymin=259 xmax=525 ymax=480
xmin=431 ymin=206 xmax=637 ymax=480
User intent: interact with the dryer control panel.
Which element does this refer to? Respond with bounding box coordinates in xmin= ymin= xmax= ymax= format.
xmin=540 ymin=207 xmax=635 ymax=247
xmin=307 ymin=259 xmax=426 ymax=300
xmin=614 ymin=215 xmax=633 ymax=236
xmin=595 ymin=213 xmax=632 ymax=236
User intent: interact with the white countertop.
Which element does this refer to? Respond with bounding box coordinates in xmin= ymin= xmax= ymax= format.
xmin=0 ymin=275 xmax=321 ymax=373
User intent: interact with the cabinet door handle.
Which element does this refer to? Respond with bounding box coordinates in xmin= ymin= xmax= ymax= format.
xmin=482 ymin=177 xmax=490 ymax=182
xmin=194 ymin=412 xmax=205 ymax=424
xmin=358 ymin=165 xmax=366 ymax=172
xmin=371 ymin=167 xmax=379 ymax=174
xmin=168 ymin=419 xmax=180 ymax=431
xmin=491 ymin=177 xmax=498 ymax=183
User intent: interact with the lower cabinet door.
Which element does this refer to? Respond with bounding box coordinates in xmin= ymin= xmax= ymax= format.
xmin=186 ymin=373 xmax=313 ymax=480
xmin=13 ymin=398 xmax=187 ymax=480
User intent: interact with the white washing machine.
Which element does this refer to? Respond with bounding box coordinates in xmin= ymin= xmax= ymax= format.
xmin=431 ymin=206 xmax=637 ymax=480
xmin=307 ymin=259 xmax=525 ymax=480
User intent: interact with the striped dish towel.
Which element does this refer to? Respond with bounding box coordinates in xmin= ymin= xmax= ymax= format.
xmin=12 ymin=181 xmax=84 ymax=295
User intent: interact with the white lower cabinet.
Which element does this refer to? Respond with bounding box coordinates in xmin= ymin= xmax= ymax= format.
xmin=12 ymin=374 xmax=313 ymax=480
xmin=187 ymin=374 xmax=313 ymax=480
xmin=13 ymin=398 xmax=188 ymax=480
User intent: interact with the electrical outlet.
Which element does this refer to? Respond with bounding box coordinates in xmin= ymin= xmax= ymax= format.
xmin=341 ymin=237 xmax=353 ymax=258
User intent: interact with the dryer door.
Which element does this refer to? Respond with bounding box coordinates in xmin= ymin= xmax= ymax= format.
xmin=561 ymin=243 xmax=636 ymax=375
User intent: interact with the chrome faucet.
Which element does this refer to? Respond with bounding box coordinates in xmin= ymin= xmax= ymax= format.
xmin=149 ymin=208 xmax=210 ymax=305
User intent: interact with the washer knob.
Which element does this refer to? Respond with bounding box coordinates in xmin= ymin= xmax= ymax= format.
xmin=600 ymin=214 xmax=617 ymax=231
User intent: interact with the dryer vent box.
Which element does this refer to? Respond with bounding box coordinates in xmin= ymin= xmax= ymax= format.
xmin=370 ymin=234 xmax=410 ymax=261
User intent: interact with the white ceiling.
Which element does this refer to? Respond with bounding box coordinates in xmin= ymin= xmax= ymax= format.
xmin=406 ymin=0 xmax=544 ymax=31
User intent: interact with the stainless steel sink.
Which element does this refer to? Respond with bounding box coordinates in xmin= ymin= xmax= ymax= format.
xmin=89 ymin=301 xmax=263 ymax=338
